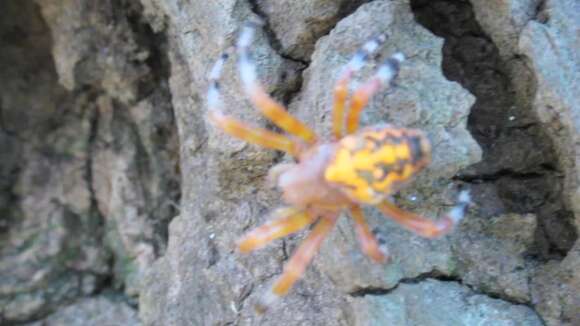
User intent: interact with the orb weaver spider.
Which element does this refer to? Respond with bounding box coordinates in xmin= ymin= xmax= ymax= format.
xmin=207 ymin=23 xmax=470 ymax=313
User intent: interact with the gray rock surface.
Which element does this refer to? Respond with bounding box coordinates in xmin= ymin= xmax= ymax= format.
xmin=254 ymin=0 xmax=368 ymax=61
xmin=25 ymin=296 xmax=140 ymax=326
xmin=0 ymin=2 xmax=108 ymax=322
xmin=1 ymin=0 xmax=578 ymax=325
xmin=470 ymin=0 xmax=539 ymax=60
xmin=1 ymin=0 xmax=177 ymax=323
xmin=351 ymin=279 xmax=543 ymax=326
xmin=469 ymin=0 xmax=580 ymax=324
xmin=37 ymin=0 xmax=180 ymax=301
xmin=455 ymin=213 xmax=537 ymax=302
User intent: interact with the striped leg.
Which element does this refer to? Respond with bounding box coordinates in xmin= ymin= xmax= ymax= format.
xmin=377 ymin=190 xmax=470 ymax=238
xmin=238 ymin=207 xmax=317 ymax=253
xmin=207 ymin=52 xmax=301 ymax=157
xmin=237 ymin=23 xmax=317 ymax=144
xmin=332 ymin=34 xmax=387 ymax=139
xmin=350 ymin=205 xmax=389 ymax=263
xmin=345 ymin=52 xmax=405 ymax=135
xmin=255 ymin=214 xmax=338 ymax=314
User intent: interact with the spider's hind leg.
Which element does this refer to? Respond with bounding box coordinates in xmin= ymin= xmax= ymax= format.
xmin=237 ymin=207 xmax=317 ymax=253
xmin=378 ymin=190 xmax=471 ymax=238
xmin=255 ymin=214 xmax=338 ymax=314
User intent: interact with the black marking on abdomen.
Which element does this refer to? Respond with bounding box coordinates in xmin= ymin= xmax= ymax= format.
xmin=407 ymin=135 xmax=424 ymax=165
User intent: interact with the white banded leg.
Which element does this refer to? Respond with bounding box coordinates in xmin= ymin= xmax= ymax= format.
xmin=345 ymin=52 xmax=406 ymax=134
xmin=332 ymin=34 xmax=388 ymax=139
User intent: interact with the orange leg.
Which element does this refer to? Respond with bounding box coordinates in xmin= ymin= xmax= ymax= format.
xmin=255 ymin=214 xmax=338 ymax=313
xmin=331 ymin=74 xmax=349 ymax=140
xmin=207 ymin=52 xmax=302 ymax=157
xmin=345 ymin=53 xmax=405 ymax=135
xmin=208 ymin=111 xmax=300 ymax=157
xmin=377 ymin=190 xmax=470 ymax=238
xmin=350 ymin=205 xmax=389 ymax=263
xmin=238 ymin=207 xmax=317 ymax=253
xmin=332 ymin=34 xmax=387 ymax=139
xmin=237 ymin=24 xmax=317 ymax=144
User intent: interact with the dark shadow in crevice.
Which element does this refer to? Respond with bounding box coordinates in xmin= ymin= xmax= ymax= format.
xmin=409 ymin=0 xmax=576 ymax=260
xmin=0 ymin=1 xmax=114 ymax=324
xmin=248 ymin=0 xmax=372 ymax=64
xmin=123 ymin=0 xmax=182 ymax=258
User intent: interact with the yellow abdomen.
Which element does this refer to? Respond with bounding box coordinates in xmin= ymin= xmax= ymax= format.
xmin=324 ymin=126 xmax=431 ymax=204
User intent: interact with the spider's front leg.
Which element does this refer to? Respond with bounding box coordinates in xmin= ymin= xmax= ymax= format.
xmin=206 ymin=51 xmax=301 ymax=157
xmin=332 ymin=34 xmax=387 ymax=139
xmin=237 ymin=23 xmax=317 ymax=144
xmin=378 ymin=190 xmax=471 ymax=238
xmin=345 ymin=52 xmax=405 ymax=135
xmin=255 ymin=213 xmax=338 ymax=314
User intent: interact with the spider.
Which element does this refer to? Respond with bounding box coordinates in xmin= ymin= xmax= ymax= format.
xmin=207 ymin=23 xmax=470 ymax=313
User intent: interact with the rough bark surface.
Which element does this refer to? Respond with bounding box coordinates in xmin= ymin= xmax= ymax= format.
xmin=0 ymin=0 xmax=578 ymax=325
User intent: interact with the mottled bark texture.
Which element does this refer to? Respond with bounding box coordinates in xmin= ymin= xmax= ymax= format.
xmin=0 ymin=0 xmax=577 ymax=325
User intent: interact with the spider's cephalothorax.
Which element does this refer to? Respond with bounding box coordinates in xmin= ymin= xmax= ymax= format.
xmin=207 ymin=23 xmax=470 ymax=313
